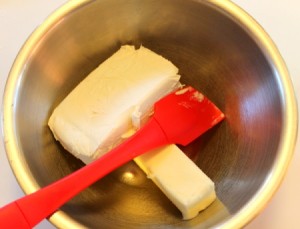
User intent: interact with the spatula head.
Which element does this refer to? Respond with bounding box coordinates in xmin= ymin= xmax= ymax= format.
xmin=153 ymin=86 xmax=224 ymax=146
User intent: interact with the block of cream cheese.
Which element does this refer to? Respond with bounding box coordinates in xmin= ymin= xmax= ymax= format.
xmin=134 ymin=145 xmax=216 ymax=220
xmin=48 ymin=45 xmax=180 ymax=164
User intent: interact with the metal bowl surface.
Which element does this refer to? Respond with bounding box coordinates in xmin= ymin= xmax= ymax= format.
xmin=3 ymin=0 xmax=297 ymax=228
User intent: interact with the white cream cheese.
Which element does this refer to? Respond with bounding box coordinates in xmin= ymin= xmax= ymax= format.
xmin=48 ymin=45 xmax=180 ymax=164
xmin=48 ymin=45 xmax=216 ymax=220
xmin=134 ymin=145 xmax=216 ymax=220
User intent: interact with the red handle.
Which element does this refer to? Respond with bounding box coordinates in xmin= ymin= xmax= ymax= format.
xmin=0 ymin=202 xmax=32 ymax=228
xmin=0 ymin=117 xmax=168 ymax=228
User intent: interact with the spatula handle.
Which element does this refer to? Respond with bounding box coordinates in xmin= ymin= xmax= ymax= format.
xmin=0 ymin=117 xmax=168 ymax=228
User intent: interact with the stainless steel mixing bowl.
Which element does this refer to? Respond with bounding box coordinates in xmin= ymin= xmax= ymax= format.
xmin=2 ymin=0 xmax=297 ymax=228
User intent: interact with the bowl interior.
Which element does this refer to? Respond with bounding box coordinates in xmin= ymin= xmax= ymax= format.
xmin=10 ymin=0 xmax=286 ymax=228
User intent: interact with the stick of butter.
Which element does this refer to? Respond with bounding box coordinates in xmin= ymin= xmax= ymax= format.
xmin=48 ymin=45 xmax=216 ymax=220
xmin=134 ymin=145 xmax=216 ymax=220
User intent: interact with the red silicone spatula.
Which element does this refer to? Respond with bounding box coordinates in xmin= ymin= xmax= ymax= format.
xmin=0 ymin=86 xmax=224 ymax=228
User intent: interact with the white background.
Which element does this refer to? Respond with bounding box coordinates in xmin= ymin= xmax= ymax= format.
xmin=0 ymin=1 xmax=299 ymax=228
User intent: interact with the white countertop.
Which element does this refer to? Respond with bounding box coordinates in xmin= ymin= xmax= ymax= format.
xmin=0 ymin=1 xmax=299 ymax=228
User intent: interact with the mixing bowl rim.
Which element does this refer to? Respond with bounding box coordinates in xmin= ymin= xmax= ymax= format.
xmin=2 ymin=0 xmax=297 ymax=228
